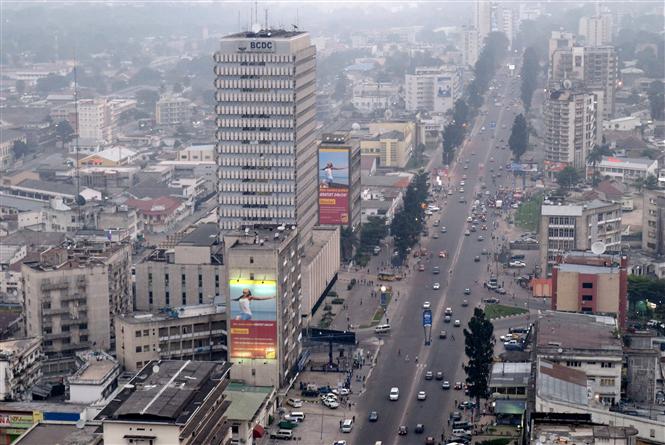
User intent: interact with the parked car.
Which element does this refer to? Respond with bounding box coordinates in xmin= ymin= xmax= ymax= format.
xmin=368 ymin=411 xmax=379 ymax=422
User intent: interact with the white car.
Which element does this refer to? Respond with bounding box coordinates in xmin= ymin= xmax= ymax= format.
xmin=509 ymin=260 xmax=527 ymax=268
xmin=287 ymin=398 xmax=303 ymax=408
xmin=428 ymin=206 xmax=440 ymax=212
xmin=389 ymin=387 xmax=399 ymax=401
xmin=454 ymin=320 xmax=461 ymax=327
xmin=333 ymin=388 xmax=350 ymax=396
xmin=324 ymin=399 xmax=340 ymax=409
xmin=423 ymin=301 xmax=431 ymax=309
xmin=460 ymin=181 xmax=465 ymax=186
xmin=417 ymin=391 xmax=427 ymax=400
xmin=432 ymin=283 xmax=440 ymax=290
xmin=464 ymin=230 xmax=470 ymax=236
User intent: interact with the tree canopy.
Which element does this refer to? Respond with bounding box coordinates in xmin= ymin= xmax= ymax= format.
xmin=463 ymin=307 xmax=495 ymax=408
xmin=647 ymin=80 xmax=664 ymax=121
xmin=556 ymin=166 xmax=581 ymax=190
xmin=508 ymin=113 xmax=529 ymax=161
xmin=520 ymin=47 xmax=539 ymax=113
xmin=391 ymin=171 xmax=429 ymax=260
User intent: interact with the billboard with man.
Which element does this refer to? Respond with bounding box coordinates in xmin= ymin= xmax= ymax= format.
xmin=229 ymin=279 xmax=277 ymax=360
xmin=318 ymin=147 xmax=350 ymax=225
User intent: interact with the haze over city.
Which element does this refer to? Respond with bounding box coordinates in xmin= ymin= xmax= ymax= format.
xmin=0 ymin=1 xmax=664 ymax=445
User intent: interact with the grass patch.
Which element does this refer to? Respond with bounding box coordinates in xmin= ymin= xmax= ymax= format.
xmin=484 ymin=304 xmax=528 ymax=320
xmin=514 ymin=192 xmax=543 ymax=232
xmin=369 ymin=309 xmax=385 ymax=326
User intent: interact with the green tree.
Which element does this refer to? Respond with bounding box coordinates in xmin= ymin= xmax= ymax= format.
xmin=556 ymin=166 xmax=581 ymax=190
xmin=391 ymin=171 xmax=429 ymax=260
xmin=508 ymin=114 xmax=529 ymax=161
xmin=11 ymin=140 xmax=31 ymax=158
xmin=463 ymin=307 xmax=495 ymax=410
xmin=644 ymin=174 xmax=659 ymax=190
xmin=520 ymin=47 xmax=539 ymax=113
xmin=135 ymin=89 xmax=160 ymax=110
xmin=587 ymin=144 xmax=614 ymax=185
xmin=634 ymin=176 xmax=645 ymax=192
xmin=36 ymin=73 xmax=69 ymax=94
xmin=355 ymin=216 xmax=388 ymax=265
xmin=54 ymin=120 xmax=75 ymax=146
xmin=340 ymin=227 xmax=358 ymax=263
xmin=647 ymin=80 xmax=664 ymax=121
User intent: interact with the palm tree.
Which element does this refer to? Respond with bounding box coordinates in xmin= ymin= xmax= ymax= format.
xmin=586 ymin=144 xmax=614 ymax=186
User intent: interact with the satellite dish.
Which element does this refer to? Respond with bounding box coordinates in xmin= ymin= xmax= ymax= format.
xmin=591 ymin=241 xmax=606 ymax=255
xmin=562 ymin=79 xmax=572 ymax=90
xmin=384 ymin=109 xmax=393 ymax=120
xmin=152 ymin=364 xmax=160 ymax=374
xmin=351 ymin=122 xmax=361 ymax=131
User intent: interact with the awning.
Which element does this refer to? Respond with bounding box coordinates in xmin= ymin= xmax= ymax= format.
xmin=253 ymin=424 xmax=265 ymax=438
xmin=494 ymin=399 xmax=526 ymax=415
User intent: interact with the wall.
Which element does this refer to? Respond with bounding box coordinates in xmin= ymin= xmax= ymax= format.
xmin=301 ymin=227 xmax=340 ymax=320
xmin=103 ymin=421 xmax=179 ymax=445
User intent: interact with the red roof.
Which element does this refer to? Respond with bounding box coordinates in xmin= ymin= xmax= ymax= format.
xmin=125 ymin=196 xmax=183 ymax=216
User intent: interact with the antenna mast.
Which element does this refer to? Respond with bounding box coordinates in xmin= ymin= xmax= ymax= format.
xmin=73 ymin=62 xmax=82 ymax=224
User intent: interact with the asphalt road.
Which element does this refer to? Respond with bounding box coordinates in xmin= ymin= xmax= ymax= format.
xmin=352 ymin=68 xmax=525 ymax=445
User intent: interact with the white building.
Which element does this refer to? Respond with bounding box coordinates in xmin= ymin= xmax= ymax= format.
xmin=177 ymin=143 xmax=215 ymax=162
xmin=0 ymin=338 xmax=42 ymax=401
xmin=67 ymin=350 xmax=120 ymax=404
xmin=214 ymin=29 xmax=317 ymax=242
xmin=405 ymin=66 xmax=462 ymax=114
xmin=351 ymin=82 xmax=398 ymax=114
xmin=589 ymin=156 xmax=658 ymax=182
xmin=77 ymin=98 xmax=113 ymax=148
xmin=579 ymin=13 xmax=613 ymax=47
xmin=544 ymin=89 xmax=599 ymax=169
xmin=462 ymin=28 xmax=481 ymax=68
xmin=155 ymin=95 xmax=192 ymax=126
xmin=603 ymin=116 xmax=641 ymax=132
xmin=495 ymin=5 xmax=516 ymax=47
xmin=473 ymin=0 xmax=492 ymax=43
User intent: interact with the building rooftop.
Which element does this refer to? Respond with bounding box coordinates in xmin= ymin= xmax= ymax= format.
xmin=225 ymin=382 xmax=273 ymax=421
xmin=97 ymin=360 xmax=231 ymax=425
xmin=225 ymin=225 xmax=298 ymax=250
xmin=15 ymin=179 xmax=78 ymax=197
xmin=80 ymin=147 xmax=136 ymax=164
xmin=367 ymin=130 xmax=405 ymax=141
xmin=490 ymin=362 xmax=531 ymax=387
xmin=537 ymin=360 xmax=588 ymax=406
xmin=541 ymin=199 xmax=618 ymax=216
xmin=224 ymin=29 xmax=306 ymax=40
xmin=598 ymin=156 xmax=656 ymax=169
xmin=531 ymin=415 xmax=638 ymax=444
xmin=14 ymin=423 xmax=101 ymax=445
xmin=0 ymin=337 xmax=40 ymax=358
xmin=118 ymin=303 xmax=226 ymax=325
xmin=68 ymin=351 xmax=119 ymax=385
xmin=556 ymin=263 xmax=617 ymax=274
xmin=536 ymin=312 xmax=622 ymax=353
xmin=361 ymin=173 xmax=413 ymax=188
xmin=125 ymin=196 xmax=184 ymax=216
xmin=179 ymin=223 xmax=219 ymax=247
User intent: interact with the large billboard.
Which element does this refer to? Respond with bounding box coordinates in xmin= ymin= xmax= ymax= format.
xmin=229 ymin=279 xmax=277 ymax=360
xmin=318 ymin=147 xmax=350 ymax=225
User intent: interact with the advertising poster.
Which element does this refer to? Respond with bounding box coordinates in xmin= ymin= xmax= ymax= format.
xmin=436 ymin=77 xmax=452 ymax=97
xmin=229 ymin=279 xmax=277 ymax=360
xmin=318 ymin=148 xmax=350 ymax=225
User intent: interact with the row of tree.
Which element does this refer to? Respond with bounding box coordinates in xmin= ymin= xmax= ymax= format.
xmin=520 ymin=47 xmax=539 ymax=113
xmin=442 ymin=32 xmax=509 ymax=165
xmin=391 ymin=171 xmax=429 ymax=261
xmin=340 ymin=216 xmax=389 ymax=266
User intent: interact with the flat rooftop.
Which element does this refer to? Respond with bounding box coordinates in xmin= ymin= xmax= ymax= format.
xmin=225 ymin=382 xmax=273 ymax=421
xmin=0 ymin=337 xmax=39 ymax=356
xmin=532 ymin=421 xmax=638 ymax=444
xmin=119 ymin=304 xmax=225 ymax=325
xmin=225 ymin=225 xmax=297 ymax=250
xmin=97 ymin=360 xmax=230 ymax=425
xmin=556 ymin=263 xmax=618 ymax=274
xmin=224 ymin=29 xmax=305 ymax=39
xmin=69 ymin=351 xmax=119 ymax=384
xmin=14 ymin=423 xmax=101 ymax=445
xmin=536 ymin=312 xmax=622 ymax=353
xmin=537 ymin=360 xmax=588 ymax=406
xmin=490 ymin=362 xmax=530 ymax=387
xmin=179 ymin=223 xmax=219 ymax=247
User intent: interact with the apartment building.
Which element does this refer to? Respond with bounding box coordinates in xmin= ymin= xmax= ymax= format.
xmin=589 ymin=156 xmax=658 ymax=182
xmin=97 ymin=360 xmax=232 ymax=445
xmin=552 ymin=253 xmax=628 ymax=329
xmin=115 ymin=303 xmax=227 ymax=372
xmin=134 ymin=223 xmax=225 ymax=310
xmin=155 ymin=95 xmax=192 ymax=126
xmin=473 ymin=0 xmax=492 ymax=42
xmin=360 ymin=121 xmax=415 ymax=168
xmin=579 ymin=13 xmax=613 ymax=47
xmin=462 ymin=28 xmax=480 ymax=68
xmin=66 ymin=350 xmax=120 ymax=404
xmin=0 ymin=338 xmax=42 ymax=401
xmin=178 ymin=144 xmax=215 ymax=162
xmin=544 ymin=89 xmax=599 ymax=169
xmin=351 ymin=82 xmax=398 ymax=114
xmin=214 ymin=29 xmax=318 ymax=242
xmin=405 ymin=66 xmax=462 ymax=114
xmin=223 ymin=225 xmax=301 ymax=388
xmin=536 ymin=312 xmax=623 ymax=404
xmin=642 ymin=190 xmax=665 ymax=256
xmin=77 ymin=98 xmax=112 ymax=148
xmin=539 ymin=199 xmax=622 ymax=274
xmin=22 ymin=241 xmax=131 ymax=376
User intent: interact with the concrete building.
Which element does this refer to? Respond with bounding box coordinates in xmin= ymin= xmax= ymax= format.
xmin=318 ymin=132 xmax=361 ymax=229
xmin=579 ymin=12 xmax=613 ymax=47
xmin=405 ymin=66 xmax=462 ymax=114
xmin=0 ymin=401 xmax=90 ymax=444
xmin=78 ymin=146 xmax=136 ymax=167
xmin=462 ymin=28 xmax=481 ymax=68
xmin=495 ymin=5 xmax=516 ymax=47
xmin=544 ymin=88 xmax=599 ymax=169
xmin=22 ymin=241 xmax=132 ymax=376
xmin=115 ymin=303 xmax=227 ymax=372
xmin=473 ymin=0 xmax=492 ymax=43
xmin=155 ymin=95 xmax=192 ymax=126
xmin=589 ymin=156 xmax=658 ymax=182
xmin=0 ymin=130 xmax=25 ymax=172
xmin=351 ymin=82 xmax=398 ymax=114
xmin=529 ymin=413 xmax=638 ymax=445
xmin=214 ymin=29 xmax=318 ymax=242
xmin=539 ymin=199 xmax=622 ymax=274
xmin=623 ymin=332 xmax=663 ymax=405
xmin=66 ymin=350 xmax=120 ymax=404
xmin=125 ymin=195 xmax=188 ymax=233
xmin=178 ymin=144 xmax=215 ymax=162
xmin=642 ymin=190 xmax=665 ymax=256
xmin=224 ymin=382 xmax=275 ymax=445
xmin=548 ymin=31 xmax=575 ymax=65
xmin=360 ymin=121 xmax=415 ymax=168
xmin=552 ymin=253 xmax=628 ymax=329
xmin=134 ymin=223 xmax=225 ymax=310
xmin=223 ymin=226 xmax=301 ymax=388
xmin=77 ymin=98 xmax=114 ymax=149
xmin=301 ymin=227 xmax=340 ymax=321
xmin=489 ymin=362 xmax=529 ymax=400
xmin=536 ymin=312 xmax=623 ymax=404
xmin=0 ymin=338 xmax=42 ymax=401
xmin=97 ymin=360 xmax=232 ymax=445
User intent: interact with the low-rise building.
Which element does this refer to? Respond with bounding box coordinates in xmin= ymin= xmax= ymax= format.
xmin=225 ymin=382 xmax=275 ymax=445
xmin=535 ymin=312 xmax=623 ymax=405
xmin=155 ymin=95 xmax=192 ymax=126
xmin=134 ymin=223 xmax=225 ymax=310
xmin=115 ymin=303 xmax=227 ymax=372
xmin=0 ymin=401 xmax=89 ymax=444
xmin=351 ymin=81 xmax=398 ymax=114
xmin=78 ymin=146 xmax=137 ymax=167
xmin=551 ymin=253 xmax=628 ymax=329
xmin=529 ymin=413 xmax=638 ymax=445
xmin=125 ymin=195 xmax=189 ymax=233
xmin=96 ymin=360 xmax=232 ymax=445
xmin=405 ymin=66 xmax=462 ymax=114
xmin=177 ymin=144 xmax=215 ymax=162
xmin=642 ymin=189 xmax=665 ymax=256
xmin=0 ymin=337 xmax=42 ymax=401
xmin=0 ymin=129 xmax=25 ymax=171
xmin=588 ymin=156 xmax=658 ymax=182
xmin=489 ymin=362 xmax=530 ymax=400
xmin=539 ymin=199 xmax=622 ymax=274
xmin=66 ymin=350 xmax=120 ymax=404
xmin=360 ymin=121 xmax=415 ymax=168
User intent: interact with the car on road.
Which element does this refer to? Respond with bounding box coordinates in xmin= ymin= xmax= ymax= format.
xmin=323 ymin=398 xmax=339 ymax=409
xmin=509 ymin=260 xmax=527 ymax=268
xmin=439 ymin=250 xmax=446 ymax=258
xmin=474 ymin=255 xmax=480 ymax=262
xmin=436 ymin=371 xmax=444 ymax=380
xmin=441 ymin=226 xmax=447 ymax=233
xmin=459 ymin=187 xmax=465 ymax=193
xmin=287 ymin=398 xmax=303 ymax=408
xmin=483 ymin=297 xmax=501 ymax=304
xmin=333 ymin=441 xmax=347 ymax=445
xmin=464 ymin=288 xmax=471 ymax=295
xmin=462 ymin=174 xmax=467 ymax=179
xmin=477 ymin=235 xmax=484 ymax=241
xmin=496 ymin=287 xmax=507 ymax=295
xmin=445 ymin=307 xmax=453 ymax=315
xmin=442 ymin=381 xmax=451 ymax=390
xmin=333 ymin=388 xmax=350 ymax=396
xmin=464 ymin=230 xmax=470 ymax=236
xmin=458 ymin=400 xmax=476 ymax=410
xmin=439 ymin=330 xmax=447 ymax=339
xmin=451 ymin=411 xmax=462 ymax=421
xmin=425 ymin=371 xmax=433 ymax=380
xmin=415 ymin=424 xmax=425 ymax=434
xmin=448 ymin=190 xmax=453 ymax=196
xmin=418 ymin=264 xmax=425 ymax=271
xmin=463 ymin=164 xmax=468 ymax=170
xmin=433 ymin=233 xmax=439 ymax=239
xmin=422 ymin=301 xmax=431 ymax=309
xmin=454 ymin=320 xmax=461 ymax=327
xmin=462 ymin=299 xmax=469 ymax=306
xmin=432 ymin=282 xmax=440 ymax=290
xmin=269 ymin=429 xmax=293 ymax=440
xmin=425 ymin=436 xmax=436 ymax=445
xmin=368 ymin=411 xmax=379 ymax=422
xmin=398 ymin=425 xmax=408 ymax=435
xmin=460 ymin=181 xmax=465 ymax=186
xmin=417 ymin=391 xmax=427 ymax=400
xmin=444 ymin=315 xmax=451 ymax=323
xmin=389 ymin=387 xmax=399 ymax=401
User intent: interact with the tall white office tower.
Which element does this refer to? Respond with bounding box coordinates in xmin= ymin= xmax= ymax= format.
xmin=214 ymin=30 xmax=317 ymax=243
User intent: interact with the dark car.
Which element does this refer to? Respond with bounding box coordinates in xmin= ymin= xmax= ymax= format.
xmin=435 ymin=371 xmax=444 ymax=380
xmin=451 ymin=411 xmax=462 ymax=421
xmin=425 ymin=437 xmax=436 ymax=445
xmin=474 ymin=256 xmax=480 ymax=262
xmin=415 ymin=424 xmax=425 ymax=434
xmin=398 ymin=425 xmax=408 ymax=435
xmin=369 ymin=411 xmax=378 ymax=422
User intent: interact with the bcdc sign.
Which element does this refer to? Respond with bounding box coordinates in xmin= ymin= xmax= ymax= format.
xmin=249 ymin=41 xmax=275 ymax=52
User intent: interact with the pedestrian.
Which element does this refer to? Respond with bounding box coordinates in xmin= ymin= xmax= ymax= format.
xmin=340 ymin=420 xmax=343 ymax=428
xmin=352 ymin=415 xmax=355 ymax=422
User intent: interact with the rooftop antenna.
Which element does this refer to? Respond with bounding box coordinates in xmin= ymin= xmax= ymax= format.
xmin=264 ymin=8 xmax=268 ymax=30
xmin=254 ymin=1 xmax=258 ymax=30
xmin=73 ymin=59 xmax=82 ymax=224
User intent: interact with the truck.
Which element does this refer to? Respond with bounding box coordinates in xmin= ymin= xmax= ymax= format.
xmin=495 ymin=200 xmax=503 ymax=209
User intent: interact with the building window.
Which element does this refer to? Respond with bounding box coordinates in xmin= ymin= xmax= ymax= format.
xmin=149 ymin=291 xmax=153 ymax=305
xmin=566 ymin=361 xmax=582 ymax=367
xmin=45 ymin=327 xmax=52 ymax=334
xmin=199 ymin=292 xmax=203 ymax=304
xmin=136 ymin=346 xmax=142 ymax=353
xmin=80 ymin=323 xmax=87 ymax=330
xmin=600 ymin=377 xmax=615 ymax=386
xmin=582 ymin=282 xmax=593 ymax=289
xmin=143 ymin=329 xmax=149 ymax=336
xmin=249 ymin=256 xmax=254 ymax=264
xmin=62 ymin=325 xmax=70 ymax=332
xmin=181 ymin=273 xmax=186 ymax=285
xmin=165 ymin=274 xmax=170 ymax=286
xmin=601 ymin=362 xmax=613 ymax=368
xmin=135 ymin=330 xmax=142 ymax=338
xmin=165 ymin=291 xmax=170 ymax=306
xmin=136 ymin=362 xmax=142 ymax=369
xmin=182 ymin=292 xmax=187 ymax=305
xmin=80 ymin=335 xmax=88 ymax=342
xmin=249 ymin=273 xmax=255 ymax=280
xmin=582 ymin=295 xmax=593 ymax=301
xmin=198 ymin=274 xmax=203 ymax=287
